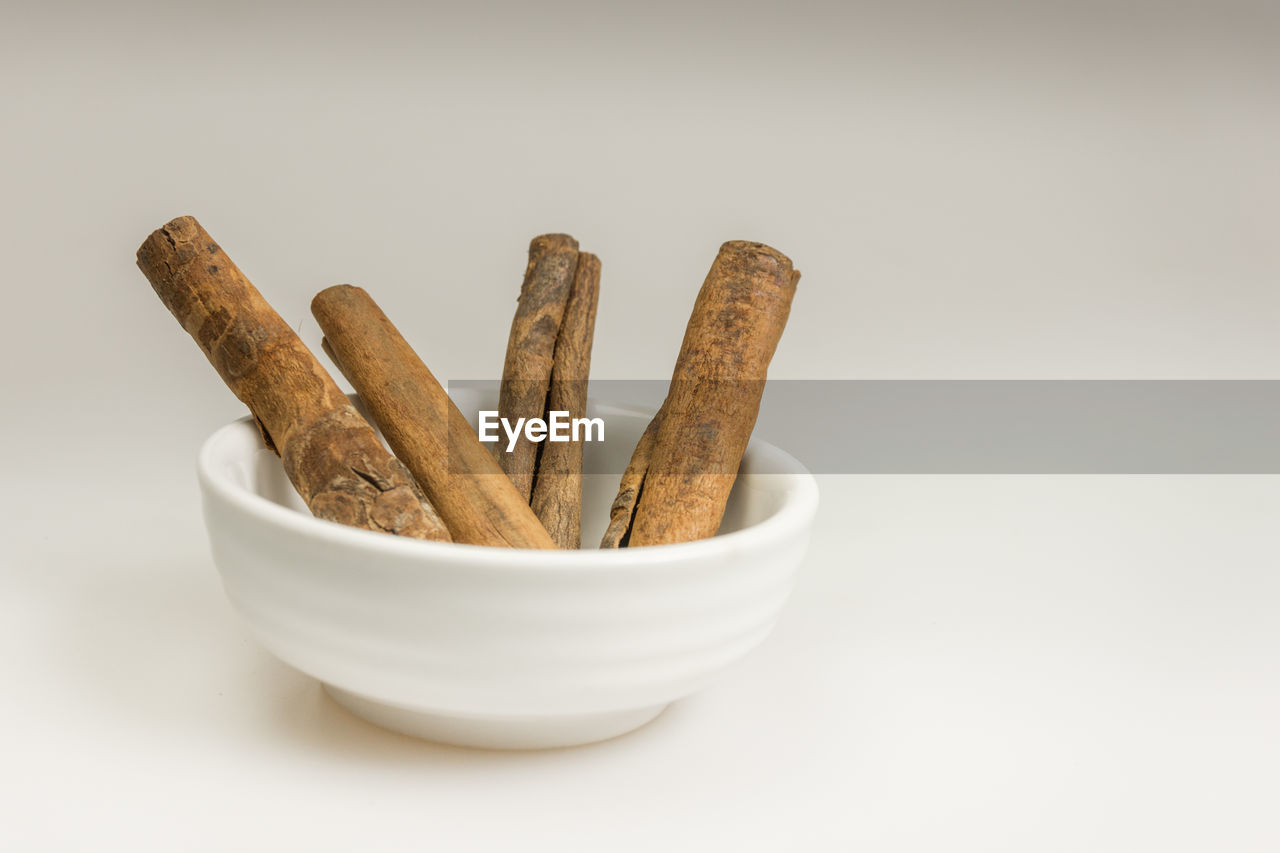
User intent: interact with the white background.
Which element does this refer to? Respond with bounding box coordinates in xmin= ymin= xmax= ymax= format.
xmin=2 ymin=1 xmax=1277 ymax=850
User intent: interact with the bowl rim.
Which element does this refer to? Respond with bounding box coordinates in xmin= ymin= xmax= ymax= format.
xmin=197 ymin=398 xmax=819 ymax=570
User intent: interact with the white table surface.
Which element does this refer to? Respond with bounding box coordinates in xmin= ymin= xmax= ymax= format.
xmin=3 ymin=2 xmax=1278 ymax=850
xmin=5 ymin=472 xmax=1278 ymax=850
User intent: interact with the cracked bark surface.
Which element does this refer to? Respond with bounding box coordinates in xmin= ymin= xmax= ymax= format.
xmin=605 ymin=241 xmax=799 ymax=547
xmin=137 ymin=216 xmax=450 ymax=541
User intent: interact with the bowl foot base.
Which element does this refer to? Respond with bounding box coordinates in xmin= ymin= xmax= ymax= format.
xmin=324 ymin=684 xmax=668 ymax=750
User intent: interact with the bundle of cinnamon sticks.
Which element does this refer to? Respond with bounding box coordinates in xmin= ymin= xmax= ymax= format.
xmin=137 ymin=216 xmax=798 ymax=550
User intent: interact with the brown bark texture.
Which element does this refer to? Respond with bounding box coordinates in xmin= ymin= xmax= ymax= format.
xmin=598 ymin=409 xmax=661 ymax=548
xmin=312 ymin=285 xmax=556 ymax=549
xmin=529 ymin=253 xmax=601 ymax=548
xmin=496 ymin=234 xmax=580 ymax=501
xmin=605 ymin=240 xmax=799 ymax=547
xmin=136 ymin=216 xmax=450 ymax=541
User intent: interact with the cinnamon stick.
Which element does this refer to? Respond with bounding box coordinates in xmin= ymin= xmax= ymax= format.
xmin=496 ymin=234 xmax=580 ymax=501
xmin=603 ymin=241 xmax=798 ymax=547
xmin=529 ymin=253 xmax=601 ymax=548
xmin=312 ymin=285 xmax=556 ymax=549
xmin=136 ymin=216 xmax=450 ymax=541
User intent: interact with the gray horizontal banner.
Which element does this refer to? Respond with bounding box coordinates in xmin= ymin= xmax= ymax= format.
xmin=447 ymin=380 xmax=1280 ymax=474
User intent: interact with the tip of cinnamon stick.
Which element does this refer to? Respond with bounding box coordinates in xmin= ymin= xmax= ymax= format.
xmin=162 ymin=214 xmax=200 ymax=232
xmin=311 ymin=283 xmax=367 ymax=315
xmin=136 ymin=215 xmax=202 ymax=265
xmin=530 ymin=233 xmax=579 ymax=255
xmin=719 ymin=239 xmax=794 ymax=267
xmin=717 ymin=240 xmax=799 ymax=286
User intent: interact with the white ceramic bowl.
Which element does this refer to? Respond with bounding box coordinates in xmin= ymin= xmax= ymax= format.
xmin=197 ymin=390 xmax=818 ymax=749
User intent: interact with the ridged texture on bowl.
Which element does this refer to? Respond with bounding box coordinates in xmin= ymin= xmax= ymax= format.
xmin=198 ymin=400 xmax=817 ymax=721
